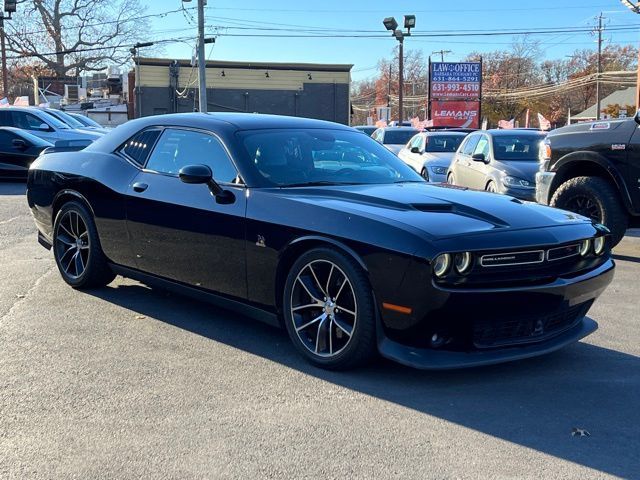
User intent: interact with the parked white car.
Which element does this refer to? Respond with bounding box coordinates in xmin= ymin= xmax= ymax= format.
xmin=0 ymin=107 xmax=103 ymax=144
xmin=398 ymin=131 xmax=468 ymax=181
xmin=371 ymin=126 xmax=420 ymax=155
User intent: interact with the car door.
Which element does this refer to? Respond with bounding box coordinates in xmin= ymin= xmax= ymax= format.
xmin=0 ymin=130 xmax=32 ymax=178
xmin=10 ymin=111 xmax=58 ymax=142
xmin=400 ymin=134 xmax=423 ymax=172
xmin=125 ymin=127 xmax=248 ymax=299
xmin=452 ymin=134 xmax=480 ymax=186
xmin=466 ymin=134 xmax=492 ymax=189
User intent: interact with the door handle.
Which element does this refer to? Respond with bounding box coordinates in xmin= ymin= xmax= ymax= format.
xmin=132 ymin=182 xmax=148 ymax=193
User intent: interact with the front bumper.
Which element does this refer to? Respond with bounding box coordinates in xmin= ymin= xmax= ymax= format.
xmin=377 ymin=259 xmax=614 ymax=369
xmin=427 ymin=171 xmax=448 ymax=184
xmin=535 ymin=171 xmax=556 ymax=205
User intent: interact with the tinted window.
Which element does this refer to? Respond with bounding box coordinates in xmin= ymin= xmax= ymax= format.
xmin=425 ymin=135 xmax=465 ymax=153
xmin=146 ymin=128 xmax=238 ymax=183
xmin=493 ymin=135 xmax=545 ymax=161
xmin=120 ymin=129 xmax=161 ymax=166
xmin=382 ymin=129 xmax=419 ymax=145
xmin=49 ymin=110 xmax=85 ymax=128
xmin=0 ymin=111 xmax=10 ymax=126
xmin=0 ymin=130 xmax=15 ymax=146
xmin=462 ymin=135 xmax=481 ymax=155
xmin=12 ymin=112 xmax=49 ymax=130
xmin=239 ymin=128 xmax=423 ymax=187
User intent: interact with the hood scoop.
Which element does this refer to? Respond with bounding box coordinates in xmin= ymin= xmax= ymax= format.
xmin=412 ymin=202 xmax=510 ymax=228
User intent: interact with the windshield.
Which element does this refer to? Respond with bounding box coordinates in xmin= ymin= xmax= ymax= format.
xmin=73 ymin=114 xmax=101 ymax=128
xmin=239 ymin=129 xmax=424 ymax=187
xmin=38 ymin=111 xmax=70 ymax=130
xmin=493 ymin=135 xmax=545 ymax=161
xmin=383 ymin=129 xmax=419 ymax=145
xmin=425 ymin=135 xmax=465 ymax=153
xmin=50 ymin=110 xmax=85 ymax=129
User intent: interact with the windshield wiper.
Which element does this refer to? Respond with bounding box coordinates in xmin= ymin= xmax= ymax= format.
xmin=281 ymin=181 xmax=364 ymax=188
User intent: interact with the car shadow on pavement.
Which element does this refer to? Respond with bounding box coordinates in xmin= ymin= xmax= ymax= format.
xmin=0 ymin=181 xmax=27 ymax=195
xmin=88 ymin=283 xmax=639 ymax=479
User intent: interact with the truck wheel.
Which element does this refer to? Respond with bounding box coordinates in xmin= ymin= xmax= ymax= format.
xmin=551 ymin=176 xmax=628 ymax=246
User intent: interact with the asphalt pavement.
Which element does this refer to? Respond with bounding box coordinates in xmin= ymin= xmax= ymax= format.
xmin=1 ymin=181 xmax=639 ymax=479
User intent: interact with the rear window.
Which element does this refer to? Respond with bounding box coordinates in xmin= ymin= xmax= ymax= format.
xmin=493 ymin=135 xmax=545 ymax=161
xmin=425 ymin=135 xmax=465 ymax=153
xmin=383 ymin=129 xmax=419 ymax=145
xmin=120 ymin=128 xmax=162 ymax=166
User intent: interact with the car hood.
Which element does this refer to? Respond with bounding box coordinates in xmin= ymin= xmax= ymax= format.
xmin=492 ymin=160 xmax=539 ymax=182
xmin=78 ymin=126 xmax=109 ymax=135
xmin=282 ymin=182 xmax=588 ymax=241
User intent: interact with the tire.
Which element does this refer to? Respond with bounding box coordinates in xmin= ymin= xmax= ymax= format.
xmin=486 ymin=181 xmax=497 ymax=193
xmin=283 ymin=247 xmax=377 ymax=370
xmin=420 ymin=168 xmax=429 ymax=181
xmin=550 ymin=176 xmax=628 ymax=246
xmin=53 ymin=201 xmax=116 ymax=289
xmin=447 ymin=172 xmax=455 ymax=185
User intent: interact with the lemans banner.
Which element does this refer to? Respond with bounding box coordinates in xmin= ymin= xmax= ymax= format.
xmin=431 ymin=100 xmax=480 ymax=128
xmin=430 ymin=62 xmax=482 ymax=100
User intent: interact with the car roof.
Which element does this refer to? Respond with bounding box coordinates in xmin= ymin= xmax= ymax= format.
xmin=484 ymin=128 xmax=546 ymax=137
xmin=379 ymin=126 xmax=420 ymax=131
xmin=419 ymin=131 xmax=467 ymax=137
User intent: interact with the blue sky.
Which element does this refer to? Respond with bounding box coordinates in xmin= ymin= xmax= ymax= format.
xmin=145 ymin=1 xmax=640 ymax=81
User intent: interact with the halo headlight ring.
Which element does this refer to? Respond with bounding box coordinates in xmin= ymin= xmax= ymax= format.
xmin=433 ymin=253 xmax=451 ymax=278
xmin=454 ymin=252 xmax=473 ymax=274
xmin=593 ymin=236 xmax=606 ymax=256
xmin=579 ymin=239 xmax=592 ymax=257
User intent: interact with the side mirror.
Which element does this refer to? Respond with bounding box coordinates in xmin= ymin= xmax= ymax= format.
xmin=410 ymin=146 xmax=421 ymax=154
xmin=12 ymin=138 xmax=28 ymax=150
xmin=179 ymin=164 xmax=225 ymax=197
xmin=472 ymin=153 xmax=488 ymax=164
xmin=37 ymin=123 xmax=51 ymax=131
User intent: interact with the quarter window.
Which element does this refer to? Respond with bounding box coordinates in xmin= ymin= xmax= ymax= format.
xmin=145 ymin=128 xmax=239 ymax=183
xmin=120 ymin=129 xmax=162 ymax=166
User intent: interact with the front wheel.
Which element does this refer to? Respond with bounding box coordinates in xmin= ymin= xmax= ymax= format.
xmin=420 ymin=168 xmax=429 ymax=181
xmin=447 ymin=172 xmax=455 ymax=185
xmin=53 ymin=201 xmax=116 ymax=289
xmin=283 ymin=248 xmax=377 ymax=370
xmin=550 ymin=176 xmax=628 ymax=246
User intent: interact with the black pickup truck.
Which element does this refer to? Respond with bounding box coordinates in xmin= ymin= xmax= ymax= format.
xmin=536 ymin=114 xmax=640 ymax=246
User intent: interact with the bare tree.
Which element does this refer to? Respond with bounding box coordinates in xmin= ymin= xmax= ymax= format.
xmin=5 ymin=0 xmax=149 ymax=77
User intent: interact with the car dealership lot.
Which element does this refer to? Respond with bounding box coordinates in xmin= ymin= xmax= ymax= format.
xmin=1 ymin=182 xmax=639 ymax=479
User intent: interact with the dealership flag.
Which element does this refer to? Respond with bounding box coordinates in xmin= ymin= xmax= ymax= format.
xmin=498 ymin=118 xmax=515 ymax=129
xmin=0 ymin=97 xmax=8 ymax=108
xmin=537 ymin=113 xmax=551 ymax=131
xmin=375 ymin=119 xmax=387 ymax=128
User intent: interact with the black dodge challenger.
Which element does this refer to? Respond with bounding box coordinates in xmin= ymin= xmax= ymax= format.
xmin=27 ymin=113 xmax=615 ymax=370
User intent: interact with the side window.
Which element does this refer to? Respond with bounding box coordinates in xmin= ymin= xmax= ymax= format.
xmin=120 ymin=128 xmax=162 ymax=166
xmin=409 ymin=135 xmax=422 ymax=150
xmin=0 ymin=130 xmax=13 ymax=147
xmin=474 ymin=136 xmax=490 ymax=157
xmin=462 ymin=135 xmax=480 ymax=155
xmin=12 ymin=112 xmax=47 ymax=130
xmin=145 ymin=128 xmax=239 ymax=183
xmin=0 ymin=111 xmax=10 ymax=126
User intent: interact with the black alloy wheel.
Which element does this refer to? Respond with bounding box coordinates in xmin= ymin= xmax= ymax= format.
xmin=551 ymin=176 xmax=628 ymax=246
xmin=53 ymin=201 xmax=115 ymax=288
xmin=283 ymin=248 xmax=376 ymax=370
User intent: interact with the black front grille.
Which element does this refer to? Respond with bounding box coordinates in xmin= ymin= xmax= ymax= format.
xmin=472 ymin=301 xmax=593 ymax=349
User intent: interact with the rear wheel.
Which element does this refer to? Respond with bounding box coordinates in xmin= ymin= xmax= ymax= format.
xmin=550 ymin=176 xmax=628 ymax=246
xmin=53 ymin=201 xmax=115 ymax=289
xmin=283 ymin=248 xmax=377 ymax=370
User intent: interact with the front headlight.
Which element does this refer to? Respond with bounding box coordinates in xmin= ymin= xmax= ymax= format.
xmin=432 ymin=254 xmax=451 ymax=278
xmin=503 ymin=176 xmax=534 ymax=188
xmin=454 ymin=252 xmax=473 ymax=274
xmin=430 ymin=166 xmax=448 ymax=175
xmin=579 ymin=239 xmax=592 ymax=257
xmin=593 ymin=236 xmax=606 ymax=256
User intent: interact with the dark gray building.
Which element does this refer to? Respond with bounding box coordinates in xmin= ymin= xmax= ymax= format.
xmin=134 ymin=58 xmax=352 ymax=124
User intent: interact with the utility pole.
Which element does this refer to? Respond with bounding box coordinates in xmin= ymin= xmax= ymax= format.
xmin=0 ymin=17 xmax=7 ymax=99
xmin=197 ymin=0 xmax=207 ymax=113
xmin=398 ymin=38 xmax=404 ymax=124
xmin=432 ymin=50 xmax=452 ymax=62
xmin=595 ymin=12 xmax=604 ymax=120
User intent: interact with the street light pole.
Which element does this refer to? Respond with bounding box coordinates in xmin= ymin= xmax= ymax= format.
xmin=197 ymin=0 xmax=207 ymax=113
xmin=383 ymin=14 xmax=415 ymax=124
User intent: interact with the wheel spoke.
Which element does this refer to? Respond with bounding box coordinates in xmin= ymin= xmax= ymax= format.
xmin=59 ymin=223 xmax=75 ymax=239
xmin=296 ymin=275 xmax=323 ymax=303
xmin=336 ymin=305 xmax=356 ymax=317
xmin=292 ymin=302 xmax=323 ymax=312
xmin=57 ymin=234 xmax=75 ymax=246
xmin=75 ymin=249 xmax=85 ymax=275
xmin=328 ymin=318 xmax=334 ymax=355
xmin=59 ymin=245 xmax=76 ymax=264
xmin=74 ymin=212 xmax=81 ymax=238
xmin=65 ymin=251 xmax=78 ymax=274
xmin=296 ymin=313 xmax=325 ymax=333
xmin=325 ymin=264 xmax=334 ymax=297
xmin=334 ymin=277 xmax=347 ymax=302
xmin=334 ymin=317 xmax=353 ymax=337
xmin=307 ymin=264 xmax=327 ymax=298
xmin=315 ymin=316 xmax=329 ymax=353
